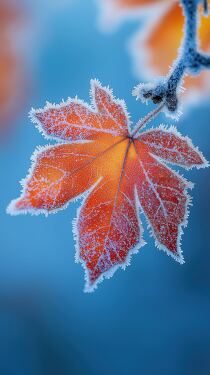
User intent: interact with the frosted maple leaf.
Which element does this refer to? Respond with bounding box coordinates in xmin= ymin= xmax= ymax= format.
xmin=7 ymin=80 xmax=208 ymax=291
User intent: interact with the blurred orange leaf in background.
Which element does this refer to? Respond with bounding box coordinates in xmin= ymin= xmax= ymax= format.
xmin=0 ymin=0 xmax=30 ymax=138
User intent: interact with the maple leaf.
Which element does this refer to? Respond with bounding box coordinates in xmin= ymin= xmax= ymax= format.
xmin=7 ymin=80 xmax=208 ymax=292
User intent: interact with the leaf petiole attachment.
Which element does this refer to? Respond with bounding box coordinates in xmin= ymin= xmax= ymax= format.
xmin=132 ymin=103 xmax=165 ymax=138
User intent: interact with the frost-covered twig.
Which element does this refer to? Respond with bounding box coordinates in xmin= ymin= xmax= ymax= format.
xmin=133 ymin=0 xmax=210 ymax=115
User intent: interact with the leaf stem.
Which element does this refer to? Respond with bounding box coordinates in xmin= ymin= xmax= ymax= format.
xmin=131 ymin=103 xmax=164 ymax=138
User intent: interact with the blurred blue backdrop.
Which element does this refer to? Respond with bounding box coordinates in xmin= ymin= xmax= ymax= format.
xmin=1 ymin=1 xmax=210 ymax=374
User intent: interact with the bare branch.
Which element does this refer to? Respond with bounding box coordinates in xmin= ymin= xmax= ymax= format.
xmin=133 ymin=0 xmax=210 ymax=115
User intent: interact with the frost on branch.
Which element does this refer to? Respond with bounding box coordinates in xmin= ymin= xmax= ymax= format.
xmin=133 ymin=0 xmax=210 ymax=115
xmin=7 ymin=81 xmax=208 ymax=291
xmin=98 ymin=0 xmax=210 ymax=113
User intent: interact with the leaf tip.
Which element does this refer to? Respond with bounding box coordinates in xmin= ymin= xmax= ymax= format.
xmin=6 ymin=199 xmax=17 ymax=216
xmin=6 ymin=198 xmax=28 ymax=216
xmin=90 ymin=78 xmax=102 ymax=92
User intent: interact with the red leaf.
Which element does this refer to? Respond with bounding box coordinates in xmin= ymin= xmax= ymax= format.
xmin=7 ymin=80 xmax=208 ymax=292
xmin=77 ymin=141 xmax=141 ymax=286
xmin=138 ymin=126 xmax=206 ymax=168
xmin=31 ymin=80 xmax=129 ymax=142
xmin=134 ymin=139 xmax=189 ymax=258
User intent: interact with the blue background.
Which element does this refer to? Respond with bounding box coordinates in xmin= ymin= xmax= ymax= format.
xmin=1 ymin=1 xmax=210 ymax=374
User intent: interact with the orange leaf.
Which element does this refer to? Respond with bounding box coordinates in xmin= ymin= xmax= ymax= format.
xmin=0 ymin=0 xmax=28 ymax=135
xmin=32 ymin=80 xmax=129 ymax=142
xmin=112 ymin=0 xmax=160 ymax=9
xmin=7 ymin=80 xmax=208 ymax=291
